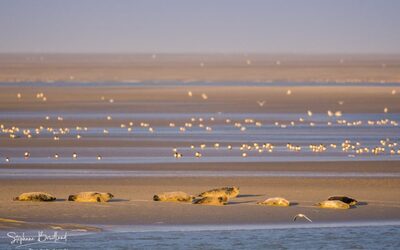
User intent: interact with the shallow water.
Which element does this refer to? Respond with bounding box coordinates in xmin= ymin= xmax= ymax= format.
xmin=1 ymin=111 xmax=399 ymax=164
xmin=1 ymin=222 xmax=399 ymax=249
xmin=1 ymin=169 xmax=399 ymax=179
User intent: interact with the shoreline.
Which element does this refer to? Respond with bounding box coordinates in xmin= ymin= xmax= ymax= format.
xmin=2 ymin=220 xmax=400 ymax=233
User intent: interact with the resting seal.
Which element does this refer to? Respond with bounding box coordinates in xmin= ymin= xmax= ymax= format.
xmin=328 ymin=196 xmax=357 ymax=205
xmin=68 ymin=192 xmax=113 ymax=202
xmin=13 ymin=192 xmax=56 ymax=202
xmin=198 ymin=186 xmax=239 ymax=199
xmin=193 ymin=196 xmax=228 ymax=206
xmin=153 ymin=191 xmax=194 ymax=202
xmin=314 ymin=200 xmax=350 ymax=209
xmin=257 ymin=197 xmax=290 ymax=207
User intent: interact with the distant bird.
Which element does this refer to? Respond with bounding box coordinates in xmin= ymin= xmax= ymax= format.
xmin=335 ymin=111 xmax=342 ymax=117
xmin=188 ymin=91 xmax=193 ymax=97
xmin=5 ymin=157 xmax=10 ymax=163
xmin=24 ymin=152 xmax=30 ymax=159
xmin=97 ymin=155 xmax=102 ymax=160
xmin=201 ymin=93 xmax=208 ymax=100
xmin=293 ymin=214 xmax=312 ymax=222
xmin=174 ymin=152 xmax=183 ymax=158
xmin=72 ymin=152 xmax=77 ymax=159
xmin=257 ymin=101 xmax=266 ymax=107
xmin=286 ymin=89 xmax=292 ymax=95
xmin=54 ymin=154 xmax=59 ymax=159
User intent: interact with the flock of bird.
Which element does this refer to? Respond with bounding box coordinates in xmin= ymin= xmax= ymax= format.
xmin=172 ymin=139 xmax=400 ymax=159
xmin=1 ymin=90 xmax=399 ymax=163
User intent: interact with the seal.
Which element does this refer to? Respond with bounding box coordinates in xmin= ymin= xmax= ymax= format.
xmin=153 ymin=191 xmax=194 ymax=202
xmin=198 ymin=186 xmax=239 ymax=199
xmin=314 ymin=200 xmax=350 ymax=209
xmin=327 ymin=196 xmax=358 ymax=205
xmin=257 ymin=197 xmax=290 ymax=206
xmin=13 ymin=192 xmax=56 ymax=202
xmin=68 ymin=192 xmax=114 ymax=202
xmin=193 ymin=196 xmax=228 ymax=206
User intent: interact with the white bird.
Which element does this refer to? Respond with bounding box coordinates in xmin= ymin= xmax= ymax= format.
xmin=257 ymin=101 xmax=266 ymax=107
xmin=174 ymin=152 xmax=183 ymax=158
xmin=293 ymin=213 xmax=312 ymax=222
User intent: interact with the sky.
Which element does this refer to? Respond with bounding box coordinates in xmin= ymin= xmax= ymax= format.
xmin=0 ymin=0 xmax=399 ymax=54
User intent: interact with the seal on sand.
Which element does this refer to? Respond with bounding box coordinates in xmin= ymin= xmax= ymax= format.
xmin=68 ymin=192 xmax=114 ymax=202
xmin=13 ymin=192 xmax=56 ymax=202
xmin=198 ymin=187 xmax=239 ymax=199
xmin=257 ymin=197 xmax=290 ymax=207
xmin=153 ymin=191 xmax=194 ymax=202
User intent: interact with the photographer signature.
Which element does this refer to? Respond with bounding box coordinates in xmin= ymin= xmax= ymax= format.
xmin=7 ymin=231 xmax=67 ymax=248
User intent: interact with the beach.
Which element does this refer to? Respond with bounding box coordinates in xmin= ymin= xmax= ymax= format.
xmin=1 ymin=173 xmax=400 ymax=227
xmin=1 ymin=0 xmax=400 ymax=248
xmin=0 ymin=80 xmax=399 ymax=234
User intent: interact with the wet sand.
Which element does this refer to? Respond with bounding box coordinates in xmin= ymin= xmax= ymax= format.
xmin=0 ymin=81 xmax=399 ymax=231
xmin=1 ymin=54 xmax=400 ymax=83
xmin=0 ymin=84 xmax=399 ymax=114
xmin=0 ymin=175 xmax=399 ymax=228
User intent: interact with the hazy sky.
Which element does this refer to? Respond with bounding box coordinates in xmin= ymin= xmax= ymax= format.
xmin=0 ymin=0 xmax=399 ymax=54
